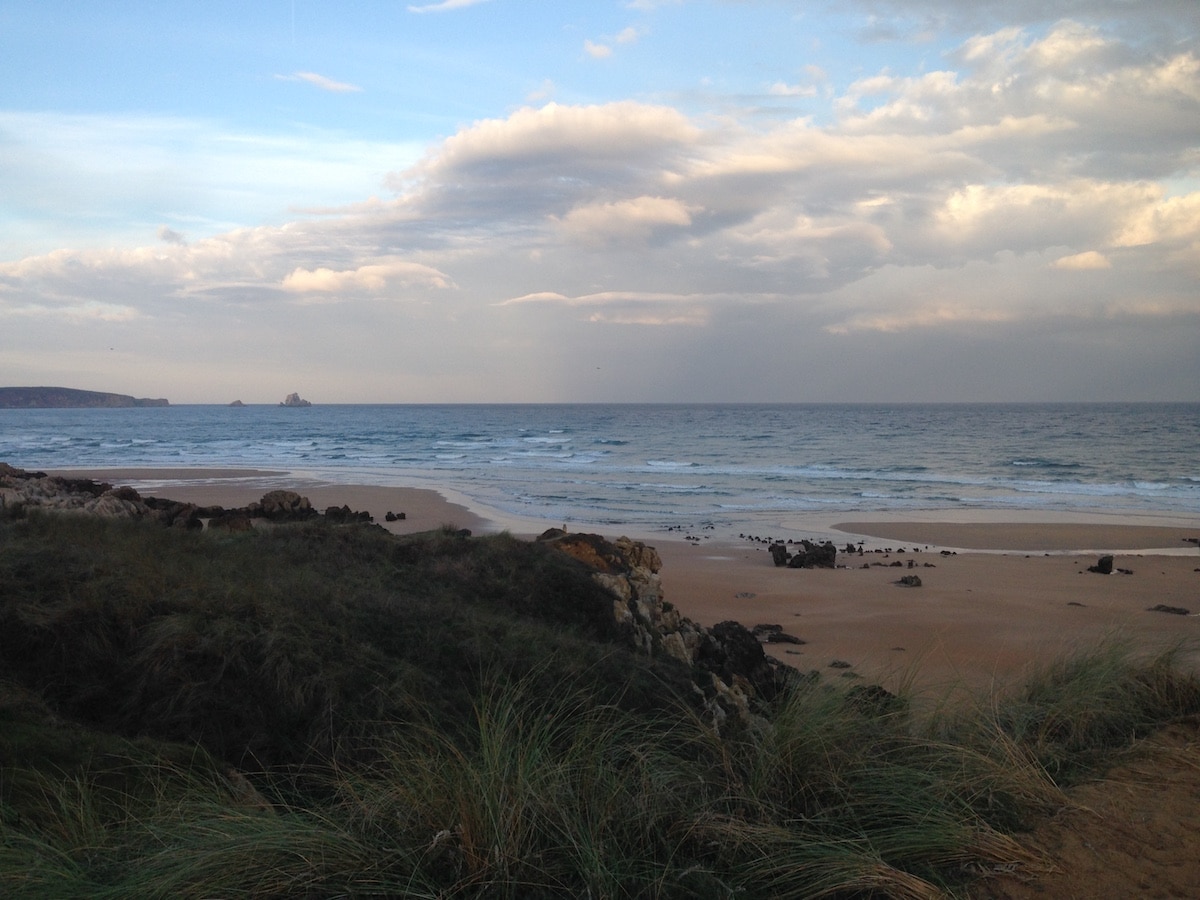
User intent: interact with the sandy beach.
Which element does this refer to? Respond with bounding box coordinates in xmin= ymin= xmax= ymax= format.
xmin=52 ymin=467 xmax=1200 ymax=694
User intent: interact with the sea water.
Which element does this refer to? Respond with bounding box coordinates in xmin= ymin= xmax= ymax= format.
xmin=2 ymin=403 xmax=1198 ymax=536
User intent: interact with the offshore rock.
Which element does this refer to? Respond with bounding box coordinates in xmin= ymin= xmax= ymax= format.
xmin=280 ymin=392 xmax=312 ymax=407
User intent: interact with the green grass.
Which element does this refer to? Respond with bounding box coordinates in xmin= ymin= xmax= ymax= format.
xmin=3 ymin=511 xmax=1199 ymax=897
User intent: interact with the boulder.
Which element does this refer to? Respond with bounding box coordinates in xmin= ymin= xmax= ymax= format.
xmin=786 ymin=540 xmax=837 ymax=569
xmin=1087 ymin=555 xmax=1115 ymax=574
xmin=251 ymin=491 xmax=315 ymax=521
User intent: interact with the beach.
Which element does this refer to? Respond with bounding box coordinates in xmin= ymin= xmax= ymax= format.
xmin=52 ymin=467 xmax=1200 ymax=694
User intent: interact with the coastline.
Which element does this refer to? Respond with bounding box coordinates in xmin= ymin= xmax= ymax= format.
xmin=48 ymin=466 xmax=1200 ymax=692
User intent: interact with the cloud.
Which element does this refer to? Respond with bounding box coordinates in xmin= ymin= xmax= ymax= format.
xmin=3 ymin=14 xmax=1199 ymax=401
xmin=768 ymin=82 xmax=818 ymax=98
xmin=281 ymin=261 xmax=453 ymax=295
xmin=276 ymin=72 xmax=363 ymax=93
xmin=1051 ymin=250 xmax=1111 ymax=270
xmin=157 ymin=226 xmax=186 ymax=245
xmin=557 ymin=196 xmax=698 ymax=243
xmin=584 ymin=25 xmax=641 ymax=59
xmin=583 ymin=39 xmax=613 ymax=59
xmin=497 ymin=290 xmax=713 ymax=325
xmin=407 ymin=0 xmax=492 ymax=12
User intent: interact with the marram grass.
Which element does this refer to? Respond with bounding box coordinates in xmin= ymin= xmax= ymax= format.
xmin=3 ymin=513 xmax=1200 ymax=897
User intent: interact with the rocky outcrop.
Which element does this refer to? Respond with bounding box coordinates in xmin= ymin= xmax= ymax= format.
xmin=0 ymin=465 xmax=364 ymax=530
xmin=540 ymin=529 xmax=798 ymax=730
xmin=280 ymin=392 xmax=312 ymax=407
xmin=769 ymin=539 xmax=837 ymax=569
xmin=0 ymin=387 xmax=168 ymax=408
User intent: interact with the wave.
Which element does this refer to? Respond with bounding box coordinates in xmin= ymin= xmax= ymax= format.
xmin=1010 ymin=458 xmax=1084 ymax=469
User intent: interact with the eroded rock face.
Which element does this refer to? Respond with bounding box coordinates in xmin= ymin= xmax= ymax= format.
xmin=541 ymin=529 xmax=796 ymax=730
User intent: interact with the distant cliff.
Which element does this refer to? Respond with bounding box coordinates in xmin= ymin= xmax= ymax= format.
xmin=0 ymin=387 xmax=169 ymax=408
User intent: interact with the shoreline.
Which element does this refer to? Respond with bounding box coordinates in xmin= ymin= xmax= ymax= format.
xmin=46 ymin=466 xmax=1200 ymax=692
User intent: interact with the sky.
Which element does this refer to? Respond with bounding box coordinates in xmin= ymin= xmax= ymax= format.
xmin=1 ymin=0 xmax=1198 ymax=404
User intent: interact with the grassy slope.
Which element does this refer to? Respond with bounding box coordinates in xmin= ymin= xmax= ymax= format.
xmin=2 ymin=511 xmax=1199 ymax=898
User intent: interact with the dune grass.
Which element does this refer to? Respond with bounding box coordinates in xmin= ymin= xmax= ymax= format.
xmin=3 ymin=510 xmax=1199 ymax=897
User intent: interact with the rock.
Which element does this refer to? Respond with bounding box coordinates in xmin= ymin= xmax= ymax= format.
xmin=1087 ymin=555 xmax=1115 ymax=574
xmin=769 ymin=543 xmax=790 ymax=566
xmin=1147 ymin=604 xmax=1190 ymax=616
xmin=251 ymin=491 xmax=315 ymax=521
xmin=896 ymin=575 xmax=922 ymax=587
xmin=751 ymin=623 xmax=805 ymax=645
xmin=785 ymin=540 xmax=837 ymax=569
xmin=279 ymin=392 xmax=312 ymax=407
xmin=384 ymin=511 xmax=406 ymax=522
xmin=544 ymin=531 xmax=799 ymax=729
xmin=324 ymin=504 xmax=372 ymax=524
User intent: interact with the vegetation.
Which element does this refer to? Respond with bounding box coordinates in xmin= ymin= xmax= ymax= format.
xmin=2 ymin=509 xmax=1198 ymax=898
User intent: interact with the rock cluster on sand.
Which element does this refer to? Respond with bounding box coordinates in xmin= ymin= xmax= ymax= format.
xmin=768 ymin=539 xmax=838 ymax=568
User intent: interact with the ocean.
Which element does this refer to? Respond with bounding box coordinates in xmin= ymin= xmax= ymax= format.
xmin=2 ymin=403 xmax=1198 ymax=537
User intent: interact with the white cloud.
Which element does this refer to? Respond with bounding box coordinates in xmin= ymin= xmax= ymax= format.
xmin=276 ymin=72 xmax=363 ymax=93
xmin=584 ymin=39 xmax=613 ymax=59
xmin=407 ymin=0 xmax=492 ymax=12
xmin=768 ymin=82 xmax=818 ymax=97
xmin=497 ymin=290 xmax=713 ymax=325
xmin=281 ymin=261 xmax=452 ymax=295
xmin=557 ymin=196 xmax=697 ymax=242
xmin=1051 ymin=250 xmax=1111 ymax=269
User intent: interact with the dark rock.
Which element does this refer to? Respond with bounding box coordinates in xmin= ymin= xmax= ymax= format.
xmin=1147 ymin=604 xmax=1190 ymax=616
xmin=829 ymin=659 xmax=852 ymax=669
xmin=324 ymin=504 xmax=372 ymax=524
xmin=769 ymin=542 xmax=790 ymax=566
xmin=384 ymin=511 xmax=406 ymax=522
xmin=896 ymin=575 xmax=922 ymax=587
xmin=751 ymin=623 xmax=805 ymax=645
xmin=1087 ymin=555 xmax=1114 ymax=574
xmin=251 ymin=490 xmax=316 ymax=522
xmin=785 ymin=540 xmax=837 ymax=569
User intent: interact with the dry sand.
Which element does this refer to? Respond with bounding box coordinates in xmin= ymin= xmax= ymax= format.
xmin=55 ymin=467 xmax=1200 ymax=694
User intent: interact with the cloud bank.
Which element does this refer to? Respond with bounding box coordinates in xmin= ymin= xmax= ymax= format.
xmin=1 ymin=17 xmax=1197 ymax=402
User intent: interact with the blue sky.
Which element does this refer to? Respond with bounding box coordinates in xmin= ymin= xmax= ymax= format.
xmin=1 ymin=0 xmax=1198 ymax=402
